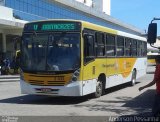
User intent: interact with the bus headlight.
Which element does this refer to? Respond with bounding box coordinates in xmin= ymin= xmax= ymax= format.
xmin=71 ymin=69 xmax=80 ymax=82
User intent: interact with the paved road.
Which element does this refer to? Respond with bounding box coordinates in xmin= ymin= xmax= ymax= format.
xmin=0 ymin=66 xmax=156 ymax=117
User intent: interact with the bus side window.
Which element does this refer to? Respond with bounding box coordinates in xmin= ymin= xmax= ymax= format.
xmin=131 ymin=39 xmax=137 ymax=56
xmin=137 ymin=41 xmax=140 ymax=56
xmin=84 ymin=34 xmax=95 ymax=63
xmin=117 ymin=36 xmax=124 ymax=56
xmin=95 ymin=32 xmax=105 ymax=57
xmin=142 ymin=41 xmax=147 ymax=57
xmin=137 ymin=41 xmax=142 ymax=57
xmin=125 ymin=38 xmax=131 ymax=57
xmin=106 ymin=34 xmax=116 ymax=56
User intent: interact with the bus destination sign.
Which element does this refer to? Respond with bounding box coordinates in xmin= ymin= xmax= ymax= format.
xmin=41 ymin=24 xmax=75 ymax=30
xmin=24 ymin=21 xmax=81 ymax=32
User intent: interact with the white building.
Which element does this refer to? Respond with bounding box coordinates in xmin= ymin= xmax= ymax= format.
xmin=0 ymin=0 xmax=143 ymax=61
xmin=76 ymin=0 xmax=110 ymax=15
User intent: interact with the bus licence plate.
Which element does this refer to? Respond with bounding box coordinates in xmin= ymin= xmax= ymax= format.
xmin=40 ymin=88 xmax=52 ymax=93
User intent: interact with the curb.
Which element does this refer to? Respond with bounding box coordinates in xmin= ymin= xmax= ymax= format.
xmin=0 ymin=79 xmax=20 ymax=82
xmin=0 ymin=75 xmax=20 ymax=82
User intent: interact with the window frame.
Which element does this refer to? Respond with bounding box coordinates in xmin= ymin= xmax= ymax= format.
xmin=116 ymin=36 xmax=125 ymax=57
xmin=95 ymin=32 xmax=105 ymax=57
xmin=105 ymin=34 xmax=116 ymax=57
xmin=131 ymin=39 xmax=137 ymax=57
xmin=124 ymin=38 xmax=133 ymax=57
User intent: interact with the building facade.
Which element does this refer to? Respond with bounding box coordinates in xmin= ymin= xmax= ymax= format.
xmin=0 ymin=0 xmax=144 ymax=61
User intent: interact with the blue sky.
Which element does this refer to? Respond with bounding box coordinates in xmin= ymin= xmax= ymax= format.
xmin=111 ymin=0 xmax=160 ymax=34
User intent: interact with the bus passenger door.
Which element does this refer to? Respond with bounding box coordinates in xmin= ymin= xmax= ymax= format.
xmin=82 ymin=34 xmax=96 ymax=95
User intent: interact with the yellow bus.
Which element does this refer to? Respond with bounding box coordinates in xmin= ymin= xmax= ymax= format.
xmin=20 ymin=20 xmax=147 ymax=97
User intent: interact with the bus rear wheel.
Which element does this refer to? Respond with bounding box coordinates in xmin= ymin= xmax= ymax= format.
xmin=93 ymin=80 xmax=103 ymax=98
xmin=130 ymin=70 xmax=137 ymax=86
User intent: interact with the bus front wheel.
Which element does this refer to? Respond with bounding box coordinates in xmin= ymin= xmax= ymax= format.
xmin=93 ymin=80 xmax=103 ymax=98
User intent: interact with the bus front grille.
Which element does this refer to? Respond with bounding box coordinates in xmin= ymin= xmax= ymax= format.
xmin=28 ymin=80 xmax=66 ymax=86
xmin=23 ymin=73 xmax=71 ymax=86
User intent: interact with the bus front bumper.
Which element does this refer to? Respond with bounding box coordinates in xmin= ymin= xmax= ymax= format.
xmin=20 ymin=80 xmax=83 ymax=96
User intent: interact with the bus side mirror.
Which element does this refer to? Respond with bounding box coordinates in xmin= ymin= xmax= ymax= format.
xmin=147 ymin=23 xmax=157 ymax=44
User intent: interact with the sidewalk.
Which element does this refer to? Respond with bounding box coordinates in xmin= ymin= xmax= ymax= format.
xmin=0 ymin=75 xmax=20 ymax=82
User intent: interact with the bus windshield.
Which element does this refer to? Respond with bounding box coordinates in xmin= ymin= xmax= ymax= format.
xmin=21 ymin=33 xmax=80 ymax=72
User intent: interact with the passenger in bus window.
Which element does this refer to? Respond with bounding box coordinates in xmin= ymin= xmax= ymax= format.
xmin=139 ymin=56 xmax=160 ymax=117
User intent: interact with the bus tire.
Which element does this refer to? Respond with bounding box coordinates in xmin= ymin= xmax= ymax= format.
xmin=130 ymin=69 xmax=136 ymax=86
xmin=93 ymin=80 xmax=103 ymax=98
